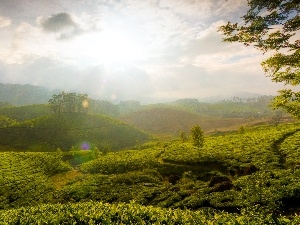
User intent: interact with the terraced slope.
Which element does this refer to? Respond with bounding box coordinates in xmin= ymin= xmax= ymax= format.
xmin=0 ymin=152 xmax=70 ymax=209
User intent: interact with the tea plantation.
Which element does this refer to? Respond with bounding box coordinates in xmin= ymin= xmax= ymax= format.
xmin=1 ymin=123 xmax=300 ymax=224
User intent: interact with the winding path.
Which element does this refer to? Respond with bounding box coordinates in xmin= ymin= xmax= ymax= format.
xmin=271 ymin=129 xmax=300 ymax=168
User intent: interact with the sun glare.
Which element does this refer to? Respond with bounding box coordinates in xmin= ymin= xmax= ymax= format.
xmin=77 ymin=29 xmax=143 ymax=65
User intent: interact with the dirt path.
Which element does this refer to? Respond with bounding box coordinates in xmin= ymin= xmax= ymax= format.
xmin=272 ymin=129 xmax=300 ymax=168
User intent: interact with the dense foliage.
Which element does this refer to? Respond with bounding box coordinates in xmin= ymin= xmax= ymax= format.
xmin=190 ymin=125 xmax=204 ymax=149
xmin=49 ymin=92 xmax=90 ymax=114
xmin=219 ymin=0 xmax=300 ymax=118
xmin=0 ymin=152 xmax=70 ymax=209
xmin=1 ymin=201 xmax=300 ymax=224
xmin=0 ymin=104 xmax=51 ymax=122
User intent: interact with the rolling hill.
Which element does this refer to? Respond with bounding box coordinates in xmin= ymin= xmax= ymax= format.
xmin=0 ymin=104 xmax=51 ymax=122
xmin=0 ymin=113 xmax=151 ymax=151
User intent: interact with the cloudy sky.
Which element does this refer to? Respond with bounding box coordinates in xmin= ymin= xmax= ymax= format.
xmin=0 ymin=0 xmax=286 ymax=102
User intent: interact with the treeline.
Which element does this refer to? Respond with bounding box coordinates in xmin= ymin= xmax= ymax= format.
xmin=0 ymin=92 xmax=277 ymax=120
xmin=169 ymin=96 xmax=275 ymax=118
xmin=48 ymin=92 xmax=89 ymax=114
xmin=90 ymin=96 xmax=275 ymax=119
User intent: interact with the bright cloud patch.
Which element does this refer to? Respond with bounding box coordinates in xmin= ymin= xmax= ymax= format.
xmin=0 ymin=16 xmax=11 ymax=28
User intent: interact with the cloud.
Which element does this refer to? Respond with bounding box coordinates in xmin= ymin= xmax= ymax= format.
xmin=0 ymin=22 xmax=54 ymax=64
xmin=39 ymin=12 xmax=85 ymax=40
xmin=39 ymin=12 xmax=102 ymax=40
xmin=40 ymin=12 xmax=77 ymax=32
xmin=0 ymin=16 xmax=11 ymax=28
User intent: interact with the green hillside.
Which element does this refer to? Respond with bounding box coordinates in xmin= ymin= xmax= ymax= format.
xmin=61 ymin=123 xmax=300 ymax=212
xmin=0 ymin=152 xmax=70 ymax=209
xmin=1 ymin=123 xmax=300 ymax=223
xmin=0 ymin=104 xmax=51 ymax=122
xmin=0 ymin=113 xmax=151 ymax=151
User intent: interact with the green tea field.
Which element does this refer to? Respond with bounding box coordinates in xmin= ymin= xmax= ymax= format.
xmin=1 ymin=123 xmax=300 ymax=224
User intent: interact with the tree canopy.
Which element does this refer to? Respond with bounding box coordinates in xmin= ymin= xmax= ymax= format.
xmin=190 ymin=125 xmax=204 ymax=149
xmin=219 ymin=0 xmax=300 ymax=118
xmin=48 ymin=92 xmax=89 ymax=114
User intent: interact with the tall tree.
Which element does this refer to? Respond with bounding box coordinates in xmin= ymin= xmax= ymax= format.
xmin=219 ymin=0 xmax=300 ymax=118
xmin=190 ymin=125 xmax=204 ymax=150
xmin=48 ymin=92 xmax=89 ymax=114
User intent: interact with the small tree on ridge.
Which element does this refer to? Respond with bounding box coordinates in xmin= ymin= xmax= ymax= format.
xmin=190 ymin=125 xmax=204 ymax=150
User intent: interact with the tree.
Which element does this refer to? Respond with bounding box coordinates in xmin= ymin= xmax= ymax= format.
xmin=48 ymin=92 xmax=89 ymax=114
xmin=190 ymin=125 xmax=204 ymax=149
xmin=238 ymin=125 xmax=246 ymax=134
xmin=219 ymin=0 xmax=300 ymax=118
xmin=271 ymin=109 xmax=284 ymax=126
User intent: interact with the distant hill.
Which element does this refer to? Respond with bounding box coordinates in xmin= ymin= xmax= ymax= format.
xmin=168 ymin=97 xmax=275 ymax=118
xmin=0 ymin=113 xmax=151 ymax=151
xmin=0 ymin=83 xmax=57 ymax=106
xmin=119 ymin=106 xmax=251 ymax=137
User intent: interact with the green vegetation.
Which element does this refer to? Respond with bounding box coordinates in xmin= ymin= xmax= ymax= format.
xmin=55 ymin=123 xmax=300 ymax=213
xmin=169 ymin=96 xmax=275 ymax=118
xmin=1 ymin=201 xmax=300 ymax=224
xmin=219 ymin=0 xmax=300 ymax=119
xmin=0 ymin=113 xmax=151 ymax=151
xmin=1 ymin=123 xmax=300 ymax=222
xmin=49 ymin=92 xmax=89 ymax=114
xmin=0 ymin=104 xmax=51 ymax=122
xmin=190 ymin=125 xmax=204 ymax=149
xmin=0 ymin=152 xmax=70 ymax=209
xmin=0 ymin=116 xmax=17 ymax=128
xmin=1 ymin=95 xmax=300 ymax=223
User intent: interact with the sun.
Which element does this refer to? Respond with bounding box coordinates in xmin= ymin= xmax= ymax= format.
xmin=76 ymin=29 xmax=143 ymax=65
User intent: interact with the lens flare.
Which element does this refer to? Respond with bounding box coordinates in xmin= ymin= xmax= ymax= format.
xmin=82 ymin=100 xmax=89 ymax=108
xmin=81 ymin=142 xmax=90 ymax=150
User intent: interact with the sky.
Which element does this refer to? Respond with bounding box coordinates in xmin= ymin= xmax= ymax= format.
xmin=0 ymin=0 xmax=287 ymax=103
